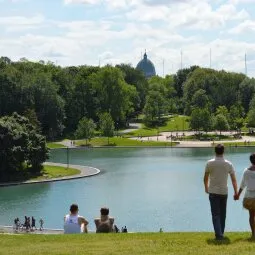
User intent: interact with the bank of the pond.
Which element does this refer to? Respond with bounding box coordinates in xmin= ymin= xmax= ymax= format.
xmin=0 ymin=232 xmax=254 ymax=255
xmin=0 ymin=163 xmax=100 ymax=187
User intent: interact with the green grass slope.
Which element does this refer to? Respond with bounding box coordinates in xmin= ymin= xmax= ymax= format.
xmin=76 ymin=137 xmax=178 ymax=147
xmin=0 ymin=232 xmax=254 ymax=255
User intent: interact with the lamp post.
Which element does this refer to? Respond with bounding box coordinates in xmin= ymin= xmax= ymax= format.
xmin=66 ymin=146 xmax=70 ymax=169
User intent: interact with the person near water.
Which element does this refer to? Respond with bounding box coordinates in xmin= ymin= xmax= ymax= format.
xmin=64 ymin=204 xmax=88 ymax=234
xmin=235 ymin=153 xmax=255 ymax=238
xmin=94 ymin=207 xmax=114 ymax=233
xmin=203 ymin=144 xmax=238 ymax=240
xmin=39 ymin=218 xmax=44 ymax=231
xmin=31 ymin=217 xmax=36 ymax=230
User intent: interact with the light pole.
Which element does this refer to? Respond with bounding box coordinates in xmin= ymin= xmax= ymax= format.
xmin=66 ymin=146 xmax=70 ymax=169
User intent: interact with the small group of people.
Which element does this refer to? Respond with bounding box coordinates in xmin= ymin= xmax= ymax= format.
xmin=204 ymin=144 xmax=255 ymax=240
xmin=64 ymin=204 xmax=126 ymax=234
xmin=14 ymin=216 xmax=44 ymax=231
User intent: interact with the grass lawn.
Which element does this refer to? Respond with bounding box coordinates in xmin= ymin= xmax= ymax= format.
xmin=47 ymin=142 xmax=66 ymax=149
xmin=223 ymin=141 xmax=255 ymax=147
xmin=0 ymin=232 xmax=254 ymax=255
xmin=184 ymin=134 xmax=236 ymax=141
xmin=126 ymin=116 xmax=190 ymax=137
xmin=76 ymin=137 xmax=178 ymax=147
xmin=31 ymin=165 xmax=80 ymax=180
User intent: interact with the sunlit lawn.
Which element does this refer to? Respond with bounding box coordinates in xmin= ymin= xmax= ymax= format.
xmin=0 ymin=232 xmax=254 ymax=255
xmin=76 ymin=137 xmax=178 ymax=147
xmin=31 ymin=165 xmax=80 ymax=180
xmin=126 ymin=116 xmax=190 ymax=137
xmin=223 ymin=141 xmax=255 ymax=147
xmin=47 ymin=142 xmax=66 ymax=149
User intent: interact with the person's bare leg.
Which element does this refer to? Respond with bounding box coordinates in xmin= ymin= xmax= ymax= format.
xmin=249 ymin=210 xmax=255 ymax=237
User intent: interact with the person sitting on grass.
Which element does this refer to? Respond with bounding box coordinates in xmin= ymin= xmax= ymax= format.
xmin=64 ymin=204 xmax=89 ymax=234
xmin=235 ymin=153 xmax=255 ymax=238
xmin=94 ymin=207 xmax=114 ymax=233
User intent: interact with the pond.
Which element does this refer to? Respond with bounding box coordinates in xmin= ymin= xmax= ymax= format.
xmin=0 ymin=147 xmax=253 ymax=232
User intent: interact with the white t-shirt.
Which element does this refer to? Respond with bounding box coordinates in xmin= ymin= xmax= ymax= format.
xmin=205 ymin=156 xmax=235 ymax=195
xmin=240 ymin=168 xmax=255 ymax=198
xmin=64 ymin=214 xmax=81 ymax=234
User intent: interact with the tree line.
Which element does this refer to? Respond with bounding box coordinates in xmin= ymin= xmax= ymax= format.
xmin=1 ymin=56 xmax=255 ymax=141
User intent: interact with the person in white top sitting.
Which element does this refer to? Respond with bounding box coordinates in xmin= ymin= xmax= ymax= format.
xmin=94 ymin=207 xmax=114 ymax=233
xmin=235 ymin=153 xmax=255 ymax=238
xmin=64 ymin=204 xmax=89 ymax=234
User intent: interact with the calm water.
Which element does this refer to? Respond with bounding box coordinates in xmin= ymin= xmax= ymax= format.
xmin=0 ymin=147 xmax=254 ymax=232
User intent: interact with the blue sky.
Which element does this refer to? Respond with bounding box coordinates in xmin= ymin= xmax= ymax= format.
xmin=0 ymin=0 xmax=255 ymax=76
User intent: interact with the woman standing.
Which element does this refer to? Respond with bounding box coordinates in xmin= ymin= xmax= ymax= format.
xmin=235 ymin=153 xmax=255 ymax=237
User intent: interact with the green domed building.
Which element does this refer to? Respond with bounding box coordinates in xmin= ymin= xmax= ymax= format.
xmin=136 ymin=52 xmax=156 ymax=78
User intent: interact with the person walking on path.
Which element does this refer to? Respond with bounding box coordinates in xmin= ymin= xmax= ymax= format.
xmin=235 ymin=153 xmax=255 ymax=238
xmin=39 ymin=218 xmax=44 ymax=231
xmin=204 ymin=144 xmax=238 ymax=240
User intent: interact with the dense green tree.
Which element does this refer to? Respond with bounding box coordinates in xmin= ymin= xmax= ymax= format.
xmin=239 ymin=78 xmax=255 ymax=113
xmin=173 ymin=66 xmax=199 ymax=98
xmin=0 ymin=56 xmax=252 ymax=139
xmin=191 ymin=89 xmax=210 ymax=109
xmin=247 ymin=96 xmax=255 ymax=127
xmin=190 ymin=108 xmax=213 ymax=132
xmin=143 ymin=90 xmax=168 ymax=126
xmin=116 ymin=64 xmax=148 ymax=111
xmin=216 ymin=106 xmax=229 ymax=118
xmin=228 ymin=103 xmax=244 ymax=130
xmin=183 ymin=68 xmax=245 ymax=114
xmin=90 ymin=66 xmax=138 ymax=126
xmin=214 ymin=114 xmax=230 ymax=134
xmin=99 ymin=112 xmax=115 ymax=144
xmin=75 ymin=117 xmax=96 ymax=145
xmin=0 ymin=113 xmax=48 ymax=181
xmin=23 ymin=109 xmax=41 ymax=131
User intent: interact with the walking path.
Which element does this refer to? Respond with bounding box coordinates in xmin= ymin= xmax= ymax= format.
xmin=0 ymin=162 xmax=100 ymax=187
xmin=120 ymin=123 xmax=142 ymax=134
xmin=0 ymin=225 xmax=64 ymax=235
xmin=130 ymin=131 xmax=255 ymax=148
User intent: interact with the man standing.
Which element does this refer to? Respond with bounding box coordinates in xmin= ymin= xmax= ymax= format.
xmin=204 ymin=144 xmax=238 ymax=240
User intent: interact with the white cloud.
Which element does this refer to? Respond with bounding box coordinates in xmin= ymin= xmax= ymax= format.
xmin=64 ymin=0 xmax=99 ymax=4
xmin=0 ymin=0 xmax=254 ymax=77
xmin=229 ymin=20 xmax=255 ymax=34
xmin=0 ymin=14 xmax=45 ymax=32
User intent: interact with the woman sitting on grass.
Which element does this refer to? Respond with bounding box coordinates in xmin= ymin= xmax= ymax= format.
xmin=235 ymin=153 xmax=255 ymax=238
xmin=94 ymin=207 xmax=114 ymax=233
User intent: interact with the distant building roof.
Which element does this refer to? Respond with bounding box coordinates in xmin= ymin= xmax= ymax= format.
xmin=136 ymin=52 xmax=156 ymax=78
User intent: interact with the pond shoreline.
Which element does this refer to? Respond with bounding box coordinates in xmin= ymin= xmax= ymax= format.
xmin=0 ymin=162 xmax=100 ymax=187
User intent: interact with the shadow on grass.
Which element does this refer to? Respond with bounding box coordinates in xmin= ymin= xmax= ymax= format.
xmin=206 ymin=237 xmax=231 ymax=245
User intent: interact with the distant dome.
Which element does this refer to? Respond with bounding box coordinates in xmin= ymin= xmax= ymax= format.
xmin=136 ymin=52 xmax=156 ymax=78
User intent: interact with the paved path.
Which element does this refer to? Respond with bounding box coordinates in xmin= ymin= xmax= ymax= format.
xmin=0 ymin=225 xmax=63 ymax=235
xmin=129 ymin=131 xmax=255 ymax=148
xmin=120 ymin=123 xmax=142 ymax=134
xmin=0 ymin=163 xmax=100 ymax=187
